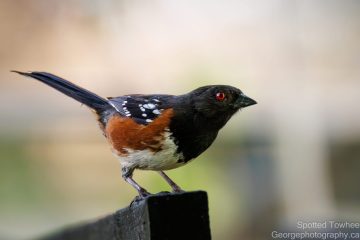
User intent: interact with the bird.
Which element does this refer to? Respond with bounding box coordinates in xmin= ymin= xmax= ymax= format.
xmin=12 ymin=71 xmax=256 ymax=198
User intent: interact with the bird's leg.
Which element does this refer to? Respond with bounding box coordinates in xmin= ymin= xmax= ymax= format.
xmin=122 ymin=167 xmax=150 ymax=198
xmin=158 ymin=171 xmax=184 ymax=193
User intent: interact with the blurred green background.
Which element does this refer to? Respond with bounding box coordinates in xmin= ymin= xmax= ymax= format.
xmin=1 ymin=1 xmax=360 ymax=239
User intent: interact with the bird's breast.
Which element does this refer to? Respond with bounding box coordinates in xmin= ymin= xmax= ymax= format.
xmin=104 ymin=109 xmax=186 ymax=170
xmin=117 ymin=131 xmax=185 ymax=170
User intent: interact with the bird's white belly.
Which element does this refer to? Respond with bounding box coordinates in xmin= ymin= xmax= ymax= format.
xmin=117 ymin=132 xmax=185 ymax=171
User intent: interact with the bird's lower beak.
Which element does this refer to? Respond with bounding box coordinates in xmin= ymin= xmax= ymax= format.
xmin=235 ymin=94 xmax=257 ymax=108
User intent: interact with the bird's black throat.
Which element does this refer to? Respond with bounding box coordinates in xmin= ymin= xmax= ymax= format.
xmin=169 ymin=109 xmax=231 ymax=163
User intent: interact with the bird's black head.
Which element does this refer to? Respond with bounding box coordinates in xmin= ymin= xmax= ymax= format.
xmin=188 ymin=85 xmax=256 ymax=129
xmin=169 ymin=85 xmax=256 ymax=161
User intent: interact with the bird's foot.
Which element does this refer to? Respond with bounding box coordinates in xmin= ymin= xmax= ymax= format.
xmin=130 ymin=189 xmax=152 ymax=206
xmin=171 ymin=186 xmax=185 ymax=193
xmin=138 ymin=188 xmax=151 ymax=198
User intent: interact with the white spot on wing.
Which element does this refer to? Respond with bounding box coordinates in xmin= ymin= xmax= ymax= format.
xmin=142 ymin=113 xmax=147 ymax=117
xmin=153 ymin=109 xmax=161 ymax=115
xmin=146 ymin=119 xmax=153 ymax=123
xmin=143 ymin=103 xmax=156 ymax=109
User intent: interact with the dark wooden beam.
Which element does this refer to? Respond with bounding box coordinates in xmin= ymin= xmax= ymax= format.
xmin=40 ymin=191 xmax=211 ymax=240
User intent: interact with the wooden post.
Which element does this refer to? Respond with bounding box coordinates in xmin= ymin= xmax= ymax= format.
xmin=41 ymin=191 xmax=211 ymax=240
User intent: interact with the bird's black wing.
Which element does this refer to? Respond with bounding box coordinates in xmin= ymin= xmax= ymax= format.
xmin=108 ymin=94 xmax=174 ymax=125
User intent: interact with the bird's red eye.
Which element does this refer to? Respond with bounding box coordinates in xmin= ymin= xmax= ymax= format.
xmin=216 ymin=92 xmax=226 ymax=101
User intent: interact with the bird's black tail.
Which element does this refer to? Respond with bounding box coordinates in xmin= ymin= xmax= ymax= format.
xmin=12 ymin=71 xmax=110 ymax=113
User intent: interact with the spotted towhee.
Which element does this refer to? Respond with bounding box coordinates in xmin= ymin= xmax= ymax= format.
xmin=13 ymin=71 xmax=256 ymax=197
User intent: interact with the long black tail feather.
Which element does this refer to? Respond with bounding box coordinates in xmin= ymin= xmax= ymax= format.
xmin=12 ymin=71 xmax=110 ymax=113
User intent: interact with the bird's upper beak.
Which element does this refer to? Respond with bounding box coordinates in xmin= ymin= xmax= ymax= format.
xmin=235 ymin=93 xmax=257 ymax=108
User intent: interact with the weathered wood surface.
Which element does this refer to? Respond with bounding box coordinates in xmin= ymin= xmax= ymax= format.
xmin=40 ymin=191 xmax=211 ymax=240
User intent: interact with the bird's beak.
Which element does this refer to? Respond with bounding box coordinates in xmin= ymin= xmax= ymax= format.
xmin=235 ymin=93 xmax=257 ymax=108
